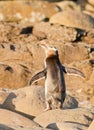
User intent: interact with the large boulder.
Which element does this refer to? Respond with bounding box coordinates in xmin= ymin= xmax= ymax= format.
xmin=56 ymin=1 xmax=81 ymax=11
xmin=0 ymin=1 xmax=58 ymax=22
xmin=50 ymin=10 xmax=94 ymax=30
xmin=1 ymin=86 xmax=78 ymax=117
xmin=34 ymin=108 xmax=94 ymax=128
xmin=0 ymin=108 xmax=39 ymax=130
xmin=57 ymin=122 xmax=88 ymax=130
xmin=33 ymin=22 xmax=78 ymax=42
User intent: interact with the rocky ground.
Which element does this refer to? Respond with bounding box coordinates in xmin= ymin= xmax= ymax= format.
xmin=0 ymin=0 xmax=94 ymax=130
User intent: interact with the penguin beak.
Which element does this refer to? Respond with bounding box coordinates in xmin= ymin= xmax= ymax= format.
xmin=39 ymin=43 xmax=58 ymax=58
xmin=39 ymin=43 xmax=51 ymax=57
xmin=39 ymin=43 xmax=51 ymax=53
xmin=39 ymin=43 xmax=49 ymax=50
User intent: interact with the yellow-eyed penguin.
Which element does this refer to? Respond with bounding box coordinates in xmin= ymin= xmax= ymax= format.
xmin=28 ymin=44 xmax=85 ymax=111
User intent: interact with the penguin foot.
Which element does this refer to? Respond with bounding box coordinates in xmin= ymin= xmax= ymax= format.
xmin=43 ymin=107 xmax=52 ymax=112
xmin=43 ymin=103 xmax=52 ymax=111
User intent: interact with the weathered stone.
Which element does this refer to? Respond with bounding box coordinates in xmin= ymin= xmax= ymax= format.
xmin=88 ymin=119 xmax=94 ymax=130
xmin=50 ymin=10 xmax=94 ymax=30
xmin=83 ymin=10 xmax=94 ymax=18
xmin=33 ymin=22 xmax=78 ymax=42
xmin=34 ymin=108 xmax=94 ymax=127
xmin=85 ymin=4 xmax=94 ymax=12
xmin=56 ymin=1 xmax=81 ymax=11
xmin=83 ymin=29 xmax=94 ymax=44
xmin=0 ymin=108 xmax=39 ymax=129
xmin=57 ymin=122 xmax=88 ymax=130
xmin=1 ymin=86 xmax=78 ymax=117
xmin=0 ymin=1 xmax=58 ymax=22
xmin=88 ymin=0 xmax=94 ymax=6
xmin=0 ymin=62 xmax=32 ymax=89
xmin=62 ymin=43 xmax=89 ymax=64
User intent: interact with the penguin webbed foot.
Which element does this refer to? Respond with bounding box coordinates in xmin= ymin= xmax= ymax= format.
xmin=43 ymin=101 xmax=52 ymax=111
xmin=43 ymin=107 xmax=52 ymax=112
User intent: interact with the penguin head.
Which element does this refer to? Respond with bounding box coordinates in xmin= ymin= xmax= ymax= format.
xmin=40 ymin=43 xmax=58 ymax=58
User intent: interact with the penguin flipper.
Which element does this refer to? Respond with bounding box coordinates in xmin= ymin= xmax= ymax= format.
xmin=62 ymin=66 xmax=85 ymax=78
xmin=28 ymin=68 xmax=47 ymax=85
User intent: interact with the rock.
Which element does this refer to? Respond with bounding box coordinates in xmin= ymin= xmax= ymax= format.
xmin=0 ymin=108 xmax=40 ymax=130
xmin=2 ymin=86 xmax=45 ymax=116
xmin=54 ymin=122 xmax=88 ymax=130
xmin=88 ymin=119 xmax=94 ymax=130
xmin=1 ymin=86 xmax=78 ymax=117
xmin=83 ymin=10 xmax=94 ymax=18
xmin=82 ymin=69 xmax=94 ymax=105
xmin=0 ymin=108 xmax=52 ymax=130
xmin=88 ymin=0 xmax=94 ymax=6
xmin=67 ymin=60 xmax=92 ymax=81
xmin=84 ymin=0 xmax=94 ymax=18
xmin=83 ymin=29 xmax=94 ymax=44
xmin=34 ymin=108 xmax=94 ymax=128
xmin=50 ymin=10 xmax=94 ymax=30
xmin=85 ymin=4 xmax=94 ymax=12
xmin=62 ymin=43 xmax=89 ymax=64
xmin=0 ymin=1 xmax=58 ymax=22
xmin=0 ymin=62 xmax=32 ymax=89
xmin=0 ymin=22 xmax=92 ymax=90
xmin=33 ymin=22 xmax=78 ymax=42
xmin=0 ymin=88 xmax=10 ymax=106
xmin=56 ymin=1 xmax=81 ymax=11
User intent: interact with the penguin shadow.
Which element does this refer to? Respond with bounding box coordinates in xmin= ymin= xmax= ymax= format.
xmin=0 ymin=92 xmax=35 ymax=120
xmin=46 ymin=121 xmax=89 ymax=130
xmin=47 ymin=123 xmax=59 ymax=130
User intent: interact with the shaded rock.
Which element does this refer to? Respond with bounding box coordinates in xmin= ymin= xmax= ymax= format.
xmin=34 ymin=108 xmax=94 ymax=128
xmin=1 ymin=86 xmax=78 ymax=117
xmin=89 ymin=59 xmax=94 ymax=67
xmin=20 ymin=26 xmax=33 ymax=34
xmin=63 ymin=94 xmax=78 ymax=109
xmin=0 ymin=124 xmax=14 ymax=130
xmin=50 ymin=10 xmax=94 ymax=30
xmin=0 ymin=88 xmax=11 ymax=108
xmin=0 ymin=124 xmax=52 ymax=130
xmin=57 ymin=122 xmax=88 ymax=130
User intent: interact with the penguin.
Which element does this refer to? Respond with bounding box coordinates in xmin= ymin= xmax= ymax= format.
xmin=28 ymin=44 xmax=85 ymax=111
